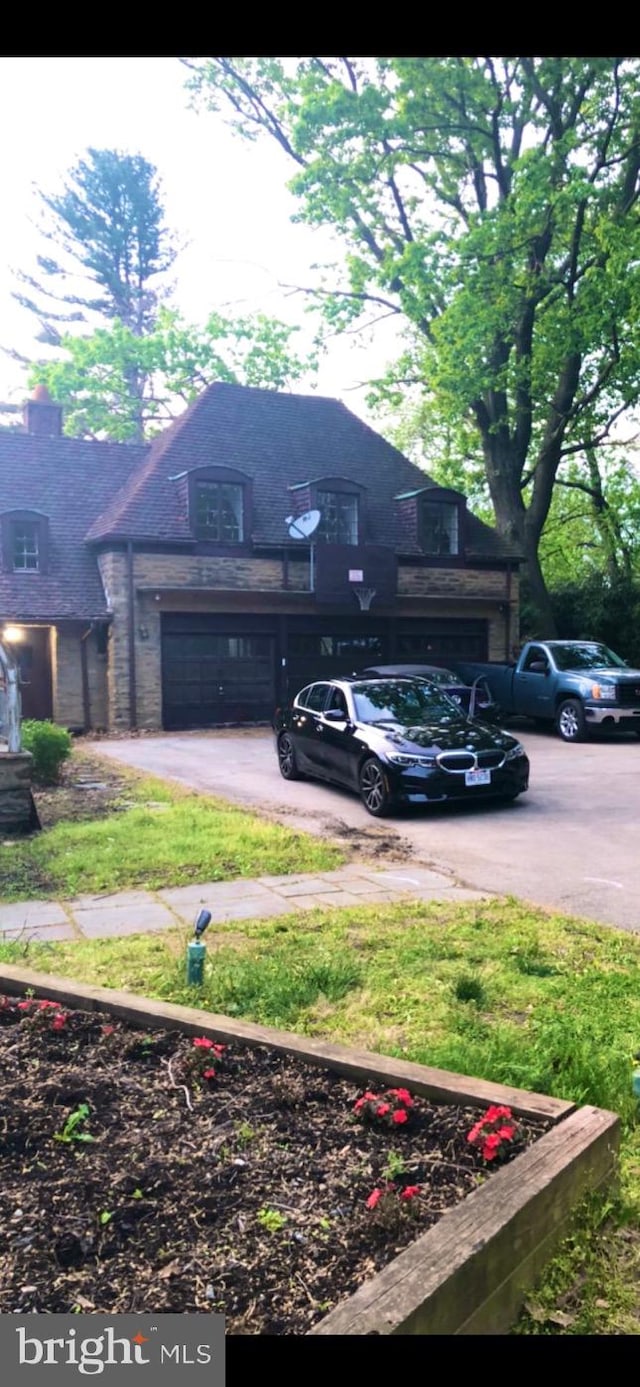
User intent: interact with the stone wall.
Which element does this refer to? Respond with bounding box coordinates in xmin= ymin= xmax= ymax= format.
xmin=51 ymin=627 xmax=109 ymax=731
xmin=0 ymin=751 xmax=37 ymax=834
xmin=97 ymin=552 xmax=131 ymax=730
xmin=96 ymin=546 xmax=519 ymax=731
xmin=398 ymin=567 xmax=510 ymax=599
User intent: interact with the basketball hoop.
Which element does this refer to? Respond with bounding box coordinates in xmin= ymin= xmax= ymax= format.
xmin=352 ymin=586 xmax=376 ymax=613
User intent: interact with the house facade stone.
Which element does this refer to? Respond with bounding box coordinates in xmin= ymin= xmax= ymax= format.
xmin=0 ymin=383 xmax=521 ymax=734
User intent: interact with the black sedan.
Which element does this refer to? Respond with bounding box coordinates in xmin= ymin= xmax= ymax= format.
xmin=361 ymin=663 xmax=500 ymax=722
xmin=274 ymin=676 xmax=529 ymax=816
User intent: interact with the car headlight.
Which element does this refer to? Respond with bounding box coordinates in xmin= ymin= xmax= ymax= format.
xmin=387 ymin=752 xmax=437 ymax=767
xmin=504 ymin=742 xmax=526 ymax=761
xmin=591 ymin=682 xmax=617 ymax=700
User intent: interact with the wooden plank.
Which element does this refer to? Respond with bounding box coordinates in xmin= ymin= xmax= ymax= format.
xmin=310 ymin=1105 xmax=620 ymax=1336
xmin=0 ymin=964 xmax=573 ymax=1121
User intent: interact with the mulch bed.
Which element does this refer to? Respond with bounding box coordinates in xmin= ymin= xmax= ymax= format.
xmin=0 ymin=995 xmax=551 ymax=1333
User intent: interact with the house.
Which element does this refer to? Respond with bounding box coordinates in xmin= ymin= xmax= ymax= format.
xmin=0 ymin=382 xmax=520 ymax=733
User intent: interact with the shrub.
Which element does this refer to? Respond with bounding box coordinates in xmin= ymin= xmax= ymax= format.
xmin=21 ymin=720 xmax=72 ymax=784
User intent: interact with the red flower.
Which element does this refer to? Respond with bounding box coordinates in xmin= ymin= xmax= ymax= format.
xmin=392 ymin=1109 xmax=408 ymax=1125
xmin=193 ymin=1036 xmax=215 ymax=1049
xmin=212 ymin=1043 xmax=226 ymax=1055
xmin=17 ymin=1001 xmax=32 ymax=1011
xmin=390 ymin=1088 xmax=413 ymax=1107
xmin=400 ymin=1185 xmax=421 ymax=1200
xmin=51 ymin=1014 xmax=67 ymax=1031
xmin=101 ymin=1024 xmax=115 ymax=1036
xmin=365 ymin=1188 xmax=384 ymax=1209
xmin=498 ymin=1124 xmax=516 ymax=1141
xmin=376 ymin=1103 xmax=391 ymax=1117
xmin=485 ymin=1104 xmax=512 ymax=1123
xmin=203 ymin=1068 xmax=216 ymax=1080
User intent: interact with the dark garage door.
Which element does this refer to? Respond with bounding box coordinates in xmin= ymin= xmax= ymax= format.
xmin=162 ymin=616 xmax=276 ymax=729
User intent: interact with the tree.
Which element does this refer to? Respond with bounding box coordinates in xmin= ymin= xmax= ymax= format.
xmin=28 ymin=307 xmax=319 ymax=442
xmin=14 ymin=147 xmax=175 ymax=340
xmin=12 ymin=148 xmax=176 ymax=439
xmin=186 ymin=58 xmax=640 ymax=631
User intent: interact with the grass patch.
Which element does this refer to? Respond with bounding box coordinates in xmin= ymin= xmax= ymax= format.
xmin=453 ymin=972 xmax=487 ymax=1006
xmin=3 ymin=894 xmax=640 ymax=1332
xmin=0 ymin=754 xmax=343 ymax=901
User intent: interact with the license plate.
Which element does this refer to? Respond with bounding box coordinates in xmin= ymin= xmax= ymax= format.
xmin=465 ymin=768 xmax=491 ymax=786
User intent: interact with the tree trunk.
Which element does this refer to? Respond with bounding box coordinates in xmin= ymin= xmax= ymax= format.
xmin=479 ymin=429 xmax=558 ymax=637
xmin=520 ymin=528 xmax=559 ymax=637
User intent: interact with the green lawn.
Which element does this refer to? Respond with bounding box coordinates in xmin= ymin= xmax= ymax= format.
xmin=2 ymin=894 xmax=640 ymax=1333
xmin=0 ymin=769 xmax=343 ymax=901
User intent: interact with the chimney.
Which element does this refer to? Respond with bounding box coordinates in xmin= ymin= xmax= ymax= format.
xmin=23 ymin=384 xmax=62 ymax=437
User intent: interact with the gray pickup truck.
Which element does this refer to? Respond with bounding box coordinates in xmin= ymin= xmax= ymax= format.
xmin=454 ymin=640 xmax=640 ymax=742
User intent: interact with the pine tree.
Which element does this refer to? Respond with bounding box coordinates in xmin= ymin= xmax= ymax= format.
xmin=13 ymin=147 xmax=176 ymax=347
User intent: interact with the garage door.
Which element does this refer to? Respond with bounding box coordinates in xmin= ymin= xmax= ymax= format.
xmin=162 ymin=620 xmax=275 ymax=729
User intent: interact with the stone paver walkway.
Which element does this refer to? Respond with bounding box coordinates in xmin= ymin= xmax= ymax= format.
xmin=0 ymin=865 xmax=486 ymax=942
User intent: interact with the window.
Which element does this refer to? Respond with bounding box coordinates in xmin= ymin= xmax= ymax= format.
xmin=298 ymin=684 xmax=330 ymax=712
xmin=317 ymin=491 xmax=359 ymax=545
xmin=289 ymin=633 xmax=382 ymax=659
xmin=195 ymin=482 xmax=244 ymax=543
xmin=420 ymin=501 xmax=459 ymax=556
xmin=12 ymin=522 xmax=40 ymax=571
xmin=325 ymin=686 xmax=349 ymax=717
xmin=522 ymin=645 xmax=549 ymax=673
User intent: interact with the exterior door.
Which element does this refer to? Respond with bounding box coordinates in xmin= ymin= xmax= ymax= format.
xmin=15 ymin=627 xmax=53 ymax=721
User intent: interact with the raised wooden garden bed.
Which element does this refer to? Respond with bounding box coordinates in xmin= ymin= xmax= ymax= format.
xmin=0 ymin=964 xmax=620 ymax=1335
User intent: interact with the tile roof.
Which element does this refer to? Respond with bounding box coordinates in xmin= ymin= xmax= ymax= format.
xmin=0 ymin=432 xmax=144 ymax=620
xmin=87 ymin=382 xmax=517 ymax=559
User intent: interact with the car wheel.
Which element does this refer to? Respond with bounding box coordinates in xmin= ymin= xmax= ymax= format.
xmin=278 ymin=733 xmax=302 ymax=780
xmin=555 ymin=698 xmax=586 ymax=743
xmin=359 ymin=758 xmax=392 ymax=817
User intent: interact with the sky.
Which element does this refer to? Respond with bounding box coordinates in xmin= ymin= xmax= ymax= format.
xmin=0 ymin=57 xmax=401 ymax=421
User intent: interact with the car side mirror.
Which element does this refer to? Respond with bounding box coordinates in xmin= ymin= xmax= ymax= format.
xmin=528 ymin=660 xmax=548 ymax=675
xmin=324 ymin=707 xmax=348 ymax=722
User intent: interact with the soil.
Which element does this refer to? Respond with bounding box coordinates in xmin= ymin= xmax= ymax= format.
xmin=0 ymin=995 xmax=551 ymax=1333
xmin=29 ymin=753 xmax=135 ymax=832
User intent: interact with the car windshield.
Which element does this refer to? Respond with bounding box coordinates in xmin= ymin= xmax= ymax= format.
xmin=425 ymin=668 xmax=459 ymax=685
xmin=551 ymin=643 xmax=627 ymax=671
xmin=352 ymin=680 xmax=461 ymax=726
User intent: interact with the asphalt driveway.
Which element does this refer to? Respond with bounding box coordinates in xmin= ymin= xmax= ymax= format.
xmin=94 ymin=727 xmax=640 ymax=933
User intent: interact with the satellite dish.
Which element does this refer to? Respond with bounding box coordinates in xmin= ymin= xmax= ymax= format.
xmin=285 ymin=509 xmax=321 ymax=540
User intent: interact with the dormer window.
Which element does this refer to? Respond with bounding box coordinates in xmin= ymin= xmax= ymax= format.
xmin=195 ymin=481 xmax=244 ymax=543
xmin=317 ymin=490 xmax=359 ymax=545
xmin=420 ymin=500 xmax=460 ymax=556
xmin=1 ymin=510 xmax=49 ymax=574
xmin=13 ymin=521 xmax=40 ymax=571
xmin=185 ymin=467 xmax=251 ymax=548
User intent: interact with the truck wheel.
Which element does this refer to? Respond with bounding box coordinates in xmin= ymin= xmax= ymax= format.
xmin=555 ymin=698 xmax=586 ymax=743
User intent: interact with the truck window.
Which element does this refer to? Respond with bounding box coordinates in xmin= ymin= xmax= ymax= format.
xmin=522 ymin=646 xmax=548 ymax=673
xmin=551 ymin=643 xmax=627 ymax=672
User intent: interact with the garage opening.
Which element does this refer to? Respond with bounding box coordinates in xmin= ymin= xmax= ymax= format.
xmin=284 ymin=616 xmax=488 ymax=699
xmin=161 ymin=615 xmax=276 ymax=729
